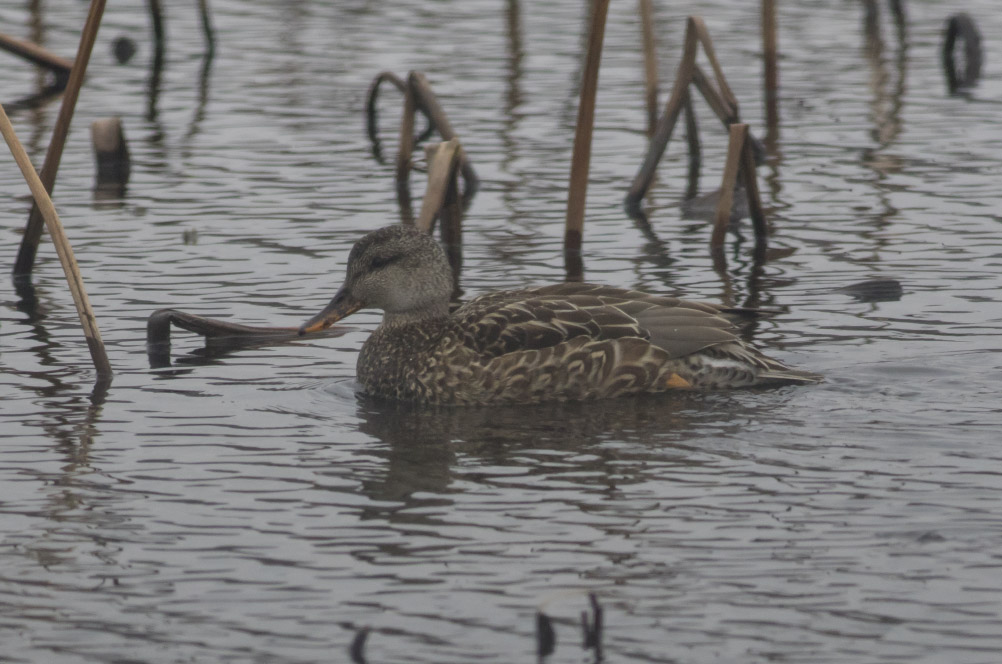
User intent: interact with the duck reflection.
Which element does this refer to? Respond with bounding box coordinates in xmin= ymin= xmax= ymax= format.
xmin=351 ymin=390 xmax=775 ymax=514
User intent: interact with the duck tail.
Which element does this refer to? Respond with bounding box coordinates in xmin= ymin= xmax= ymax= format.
xmin=756 ymin=366 xmax=823 ymax=385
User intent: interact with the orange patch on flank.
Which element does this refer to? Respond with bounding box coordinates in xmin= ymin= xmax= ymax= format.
xmin=664 ymin=373 xmax=693 ymax=389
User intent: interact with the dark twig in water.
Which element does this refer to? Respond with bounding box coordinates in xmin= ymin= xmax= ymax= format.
xmin=147 ymin=309 xmax=308 ymax=345
xmin=146 ymin=309 xmax=343 ymax=369
xmin=148 ymin=0 xmax=165 ymax=63
xmin=197 ymin=0 xmax=215 ymax=57
xmin=942 ymin=13 xmax=981 ymax=94
xmin=536 ymin=611 xmax=556 ymax=660
xmin=366 ymin=71 xmax=414 ymax=163
xmin=349 ymin=627 xmax=369 ymax=664
xmin=581 ymin=593 xmax=604 ymax=661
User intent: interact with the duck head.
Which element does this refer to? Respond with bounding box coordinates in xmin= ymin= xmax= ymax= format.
xmin=299 ymin=225 xmax=453 ymax=334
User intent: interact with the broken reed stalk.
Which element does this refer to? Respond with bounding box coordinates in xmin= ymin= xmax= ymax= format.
xmin=146 ymin=309 xmax=300 ymax=345
xmin=416 ymin=140 xmax=465 ymax=296
xmin=711 ymin=123 xmax=748 ymax=247
xmin=91 ymin=117 xmax=131 ymax=189
xmin=690 ymin=65 xmax=737 ymax=124
xmin=625 ymin=16 xmax=744 ymax=212
xmin=0 ymin=103 xmax=112 ymax=377
xmin=762 ymin=0 xmax=778 ymax=136
xmin=396 ymin=82 xmax=417 ymax=224
xmin=688 ymin=17 xmax=738 ymax=111
xmin=624 ymin=17 xmax=698 ymax=211
xmin=711 ymin=122 xmax=767 ymax=250
xmin=638 ymin=0 xmax=659 ymax=136
xmin=415 ymin=139 xmax=462 ymax=232
xmin=564 ymin=0 xmax=610 ymax=274
xmin=440 ymin=152 xmax=464 ymax=299
xmin=0 ymin=33 xmax=74 ymax=83
xmin=407 ymin=72 xmax=479 ymax=195
xmin=392 ymin=72 xmax=479 ymax=223
xmin=365 ymin=71 xmax=407 ymax=161
xmin=13 ymin=0 xmax=107 ymax=277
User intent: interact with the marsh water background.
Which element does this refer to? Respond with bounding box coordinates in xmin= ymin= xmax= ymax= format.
xmin=3 ymin=1 xmax=1002 ymax=662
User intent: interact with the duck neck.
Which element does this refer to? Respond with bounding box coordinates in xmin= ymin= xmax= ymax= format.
xmin=381 ymin=301 xmax=450 ymax=328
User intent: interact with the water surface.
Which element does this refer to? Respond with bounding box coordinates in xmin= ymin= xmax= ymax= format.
xmin=2 ymin=1 xmax=1002 ymax=662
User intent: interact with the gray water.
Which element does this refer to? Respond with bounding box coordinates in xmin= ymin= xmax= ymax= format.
xmin=2 ymin=1 xmax=1002 ymax=662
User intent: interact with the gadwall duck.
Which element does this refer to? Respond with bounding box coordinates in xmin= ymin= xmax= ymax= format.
xmin=300 ymin=225 xmax=820 ymax=404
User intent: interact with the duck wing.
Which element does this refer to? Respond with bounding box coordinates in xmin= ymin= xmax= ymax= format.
xmin=453 ymin=282 xmax=743 ymax=360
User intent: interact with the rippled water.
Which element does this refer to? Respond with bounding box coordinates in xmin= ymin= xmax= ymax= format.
xmin=3 ymin=1 xmax=1002 ymax=662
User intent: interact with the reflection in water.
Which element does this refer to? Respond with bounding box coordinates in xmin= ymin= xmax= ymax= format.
xmin=859 ymin=0 xmax=908 ymax=265
xmin=499 ymin=0 xmax=525 ymax=222
xmin=5 ymin=1 xmax=1002 ymax=662
xmin=181 ymin=50 xmax=215 ymax=155
xmin=2 ymin=372 xmax=109 ymax=567
xmin=354 ymin=391 xmax=746 ymax=507
xmin=862 ymin=0 xmax=907 ymax=157
xmin=144 ymin=24 xmax=167 ymax=159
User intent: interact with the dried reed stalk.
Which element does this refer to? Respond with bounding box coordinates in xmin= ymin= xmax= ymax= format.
xmin=0 ymin=33 xmax=73 ymax=81
xmin=564 ymin=0 xmax=610 ymax=276
xmin=624 ymin=15 xmax=698 ymax=210
xmin=626 ymin=16 xmax=755 ymax=212
xmin=638 ymin=0 xmax=659 ymax=135
xmin=691 ymin=65 xmax=736 ymax=125
xmin=390 ymin=72 xmax=479 ymax=222
xmin=395 ymin=83 xmax=417 ymax=224
xmin=416 ymin=139 xmax=462 ymax=233
xmin=711 ymin=123 xmax=748 ymax=247
xmin=0 ymin=103 xmax=112 ymax=376
xmin=711 ymin=122 xmax=767 ymax=250
xmin=408 ymin=72 xmax=479 ymax=194
xmin=762 ymin=0 xmax=779 ymax=134
xmin=14 ymin=0 xmax=107 ymax=277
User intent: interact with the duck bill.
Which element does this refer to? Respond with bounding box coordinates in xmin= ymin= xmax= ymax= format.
xmin=298 ymin=286 xmax=363 ymax=335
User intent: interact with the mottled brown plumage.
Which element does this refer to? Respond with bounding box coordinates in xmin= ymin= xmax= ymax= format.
xmin=300 ymin=225 xmax=820 ymax=404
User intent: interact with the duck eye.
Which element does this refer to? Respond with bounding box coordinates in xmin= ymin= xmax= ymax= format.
xmin=369 ymin=254 xmax=398 ymax=270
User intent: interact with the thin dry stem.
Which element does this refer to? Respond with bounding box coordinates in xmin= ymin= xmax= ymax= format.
xmin=0 ymin=102 xmax=112 ymax=376
xmin=711 ymin=123 xmax=748 ymax=247
xmin=14 ymin=0 xmax=107 ymax=277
